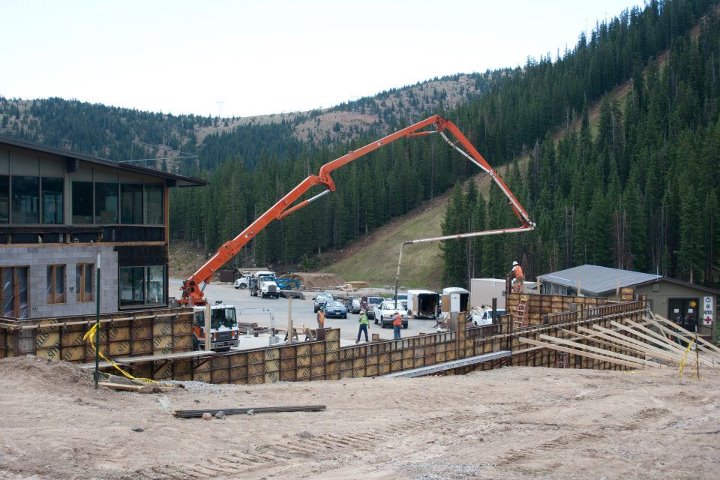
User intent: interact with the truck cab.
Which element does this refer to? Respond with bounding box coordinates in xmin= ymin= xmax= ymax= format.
xmin=249 ymin=270 xmax=279 ymax=298
xmin=192 ymin=304 xmax=240 ymax=351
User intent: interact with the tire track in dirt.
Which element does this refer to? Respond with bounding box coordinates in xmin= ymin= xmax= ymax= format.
xmin=127 ymin=411 xmax=483 ymax=479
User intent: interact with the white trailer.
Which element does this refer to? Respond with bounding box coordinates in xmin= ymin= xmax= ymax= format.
xmin=470 ymin=278 xmax=507 ymax=309
xmin=407 ymin=289 xmax=440 ymax=319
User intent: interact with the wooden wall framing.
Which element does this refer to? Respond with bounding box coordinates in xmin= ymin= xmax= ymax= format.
xmin=0 ymin=298 xmax=647 ymax=384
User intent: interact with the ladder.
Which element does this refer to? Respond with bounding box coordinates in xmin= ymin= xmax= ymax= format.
xmin=514 ymin=295 xmax=529 ymax=328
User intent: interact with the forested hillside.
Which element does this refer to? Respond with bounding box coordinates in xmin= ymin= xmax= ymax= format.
xmin=441 ymin=0 xmax=720 ymax=289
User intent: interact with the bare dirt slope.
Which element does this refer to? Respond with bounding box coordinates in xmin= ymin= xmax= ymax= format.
xmin=1 ymin=356 xmax=719 ymax=480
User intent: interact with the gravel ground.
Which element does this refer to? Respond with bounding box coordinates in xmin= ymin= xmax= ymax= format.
xmin=1 ymin=356 xmax=719 ymax=480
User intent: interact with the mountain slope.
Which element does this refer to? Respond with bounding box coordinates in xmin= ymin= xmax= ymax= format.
xmin=323 ymin=76 xmax=639 ymax=289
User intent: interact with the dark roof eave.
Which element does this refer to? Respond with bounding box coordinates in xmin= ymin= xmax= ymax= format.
xmin=0 ymin=135 xmax=206 ymax=188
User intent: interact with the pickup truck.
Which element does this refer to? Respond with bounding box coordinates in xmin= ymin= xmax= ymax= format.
xmin=373 ymin=300 xmax=409 ymax=328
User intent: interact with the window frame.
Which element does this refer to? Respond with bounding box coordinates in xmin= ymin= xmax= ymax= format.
xmin=1 ymin=266 xmax=30 ymax=318
xmin=41 ymin=176 xmax=64 ymax=225
xmin=47 ymin=264 xmax=66 ymax=304
xmin=76 ymin=263 xmax=95 ymax=303
xmin=11 ymin=176 xmax=40 ymax=224
xmin=0 ymin=175 xmax=8 ymax=224
xmin=120 ymin=183 xmax=143 ymax=224
xmin=118 ymin=265 xmax=166 ymax=308
xmin=72 ymin=181 xmax=94 ymax=224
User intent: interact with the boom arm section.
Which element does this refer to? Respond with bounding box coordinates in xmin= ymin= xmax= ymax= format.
xmin=180 ymin=115 xmax=535 ymax=305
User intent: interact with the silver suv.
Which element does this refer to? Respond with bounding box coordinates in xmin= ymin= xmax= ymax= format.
xmin=313 ymin=293 xmax=334 ymax=313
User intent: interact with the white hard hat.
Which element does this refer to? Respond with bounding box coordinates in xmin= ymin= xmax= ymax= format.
xmin=512 ymin=261 xmax=519 ymax=266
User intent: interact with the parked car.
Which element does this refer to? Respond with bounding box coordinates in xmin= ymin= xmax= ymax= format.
xmin=471 ymin=307 xmax=506 ymax=326
xmin=233 ymin=276 xmax=249 ymax=289
xmin=374 ymin=300 xmax=409 ymax=328
xmin=364 ymin=296 xmax=384 ymax=319
xmin=324 ymin=300 xmax=348 ymax=319
xmin=313 ymin=293 xmax=334 ymax=313
xmin=343 ymin=296 xmax=361 ymax=314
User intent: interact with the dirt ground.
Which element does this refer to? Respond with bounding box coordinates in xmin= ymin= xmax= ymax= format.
xmin=1 ymin=357 xmax=719 ymax=480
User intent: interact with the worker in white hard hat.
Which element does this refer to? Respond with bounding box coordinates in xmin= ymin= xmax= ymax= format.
xmin=509 ymin=261 xmax=525 ymax=293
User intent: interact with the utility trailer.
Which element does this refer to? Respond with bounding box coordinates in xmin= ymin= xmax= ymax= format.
xmin=407 ymin=289 xmax=440 ymax=319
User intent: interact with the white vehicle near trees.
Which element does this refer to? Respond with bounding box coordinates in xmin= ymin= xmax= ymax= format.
xmin=374 ymin=300 xmax=409 ymax=328
xmin=233 ymin=276 xmax=249 ymax=289
xmin=470 ymin=306 xmax=506 ymax=326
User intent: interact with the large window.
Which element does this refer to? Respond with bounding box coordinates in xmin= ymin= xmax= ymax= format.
xmin=72 ymin=181 xmax=93 ymax=224
xmin=144 ymin=185 xmax=163 ymax=224
xmin=121 ymin=184 xmax=143 ymax=224
xmin=95 ymin=182 xmax=118 ymax=224
xmin=41 ymin=177 xmax=64 ymax=224
xmin=76 ymin=263 xmax=94 ymax=302
xmin=11 ymin=176 xmax=39 ymax=224
xmin=119 ymin=265 xmax=165 ymax=307
xmin=47 ymin=265 xmax=66 ymax=304
xmin=1 ymin=266 xmax=29 ymax=318
xmin=0 ymin=175 xmax=8 ymax=223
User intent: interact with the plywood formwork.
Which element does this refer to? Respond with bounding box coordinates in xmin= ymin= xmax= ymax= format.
xmin=506 ymin=293 xmax=610 ymax=326
xmin=0 ymin=297 xmax=663 ymax=384
xmin=0 ymin=308 xmax=194 ymax=363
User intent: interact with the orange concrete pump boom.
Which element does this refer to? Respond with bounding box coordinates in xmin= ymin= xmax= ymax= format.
xmin=179 ymin=115 xmax=535 ymax=306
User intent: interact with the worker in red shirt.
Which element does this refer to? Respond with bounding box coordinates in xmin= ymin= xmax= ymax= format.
xmin=509 ymin=261 xmax=525 ymax=293
xmin=392 ymin=312 xmax=402 ymax=340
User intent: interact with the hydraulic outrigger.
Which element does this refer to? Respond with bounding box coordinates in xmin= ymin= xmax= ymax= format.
xmin=179 ymin=115 xmax=535 ymax=307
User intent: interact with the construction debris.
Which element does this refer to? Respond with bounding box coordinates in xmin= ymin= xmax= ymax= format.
xmin=174 ymin=405 xmax=327 ymax=418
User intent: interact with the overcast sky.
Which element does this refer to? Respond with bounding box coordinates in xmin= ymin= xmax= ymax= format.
xmin=1 ymin=0 xmax=645 ymax=118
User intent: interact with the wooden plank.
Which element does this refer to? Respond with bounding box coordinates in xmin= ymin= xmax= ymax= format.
xmin=589 ymin=325 xmax=688 ymax=365
xmin=652 ymin=315 xmax=720 ymax=356
xmin=174 ymin=405 xmax=326 ymax=418
xmin=623 ymin=319 xmax=717 ymax=368
xmin=610 ymin=321 xmax=688 ymax=356
xmin=99 ymin=382 xmax=154 ymax=393
xmin=114 ymin=350 xmax=215 ymax=364
xmin=518 ymin=337 xmax=644 ymax=369
xmin=611 ymin=320 xmax=715 ymax=368
xmin=572 ymin=327 xmax=649 ymax=357
xmin=537 ymin=334 xmax=661 ymax=368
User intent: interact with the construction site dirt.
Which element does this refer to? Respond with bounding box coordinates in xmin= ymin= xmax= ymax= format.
xmin=1 ymin=355 xmax=718 ymax=480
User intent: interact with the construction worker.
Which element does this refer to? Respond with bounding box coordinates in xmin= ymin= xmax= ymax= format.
xmin=509 ymin=260 xmax=525 ymax=293
xmin=392 ymin=312 xmax=402 ymax=340
xmin=356 ymin=310 xmax=369 ymax=343
xmin=316 ymin=305 xmax=326 ymax=329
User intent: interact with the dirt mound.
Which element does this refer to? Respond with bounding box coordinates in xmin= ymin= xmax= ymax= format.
xmin=296 ymin=272 xmax=345 ymax=290
xmin=0 ymin=356 xmax=92 ymax=387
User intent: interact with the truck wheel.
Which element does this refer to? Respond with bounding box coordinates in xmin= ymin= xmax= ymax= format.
xmin=239 ymin=284 xmax=247 ymax=289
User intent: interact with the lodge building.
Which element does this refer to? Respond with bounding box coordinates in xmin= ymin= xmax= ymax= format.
xmin=0 ymin=136 xmax=205 ymax=319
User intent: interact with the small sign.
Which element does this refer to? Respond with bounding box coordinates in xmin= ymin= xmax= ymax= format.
xmin=703 ymin=296 xmax=714 ymax=326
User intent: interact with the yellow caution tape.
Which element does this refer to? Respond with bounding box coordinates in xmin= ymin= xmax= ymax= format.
xmin=83 ymin=324 xmax=156 ymax=384
xmin=678 ymin=339 xmax=695 ymax=379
